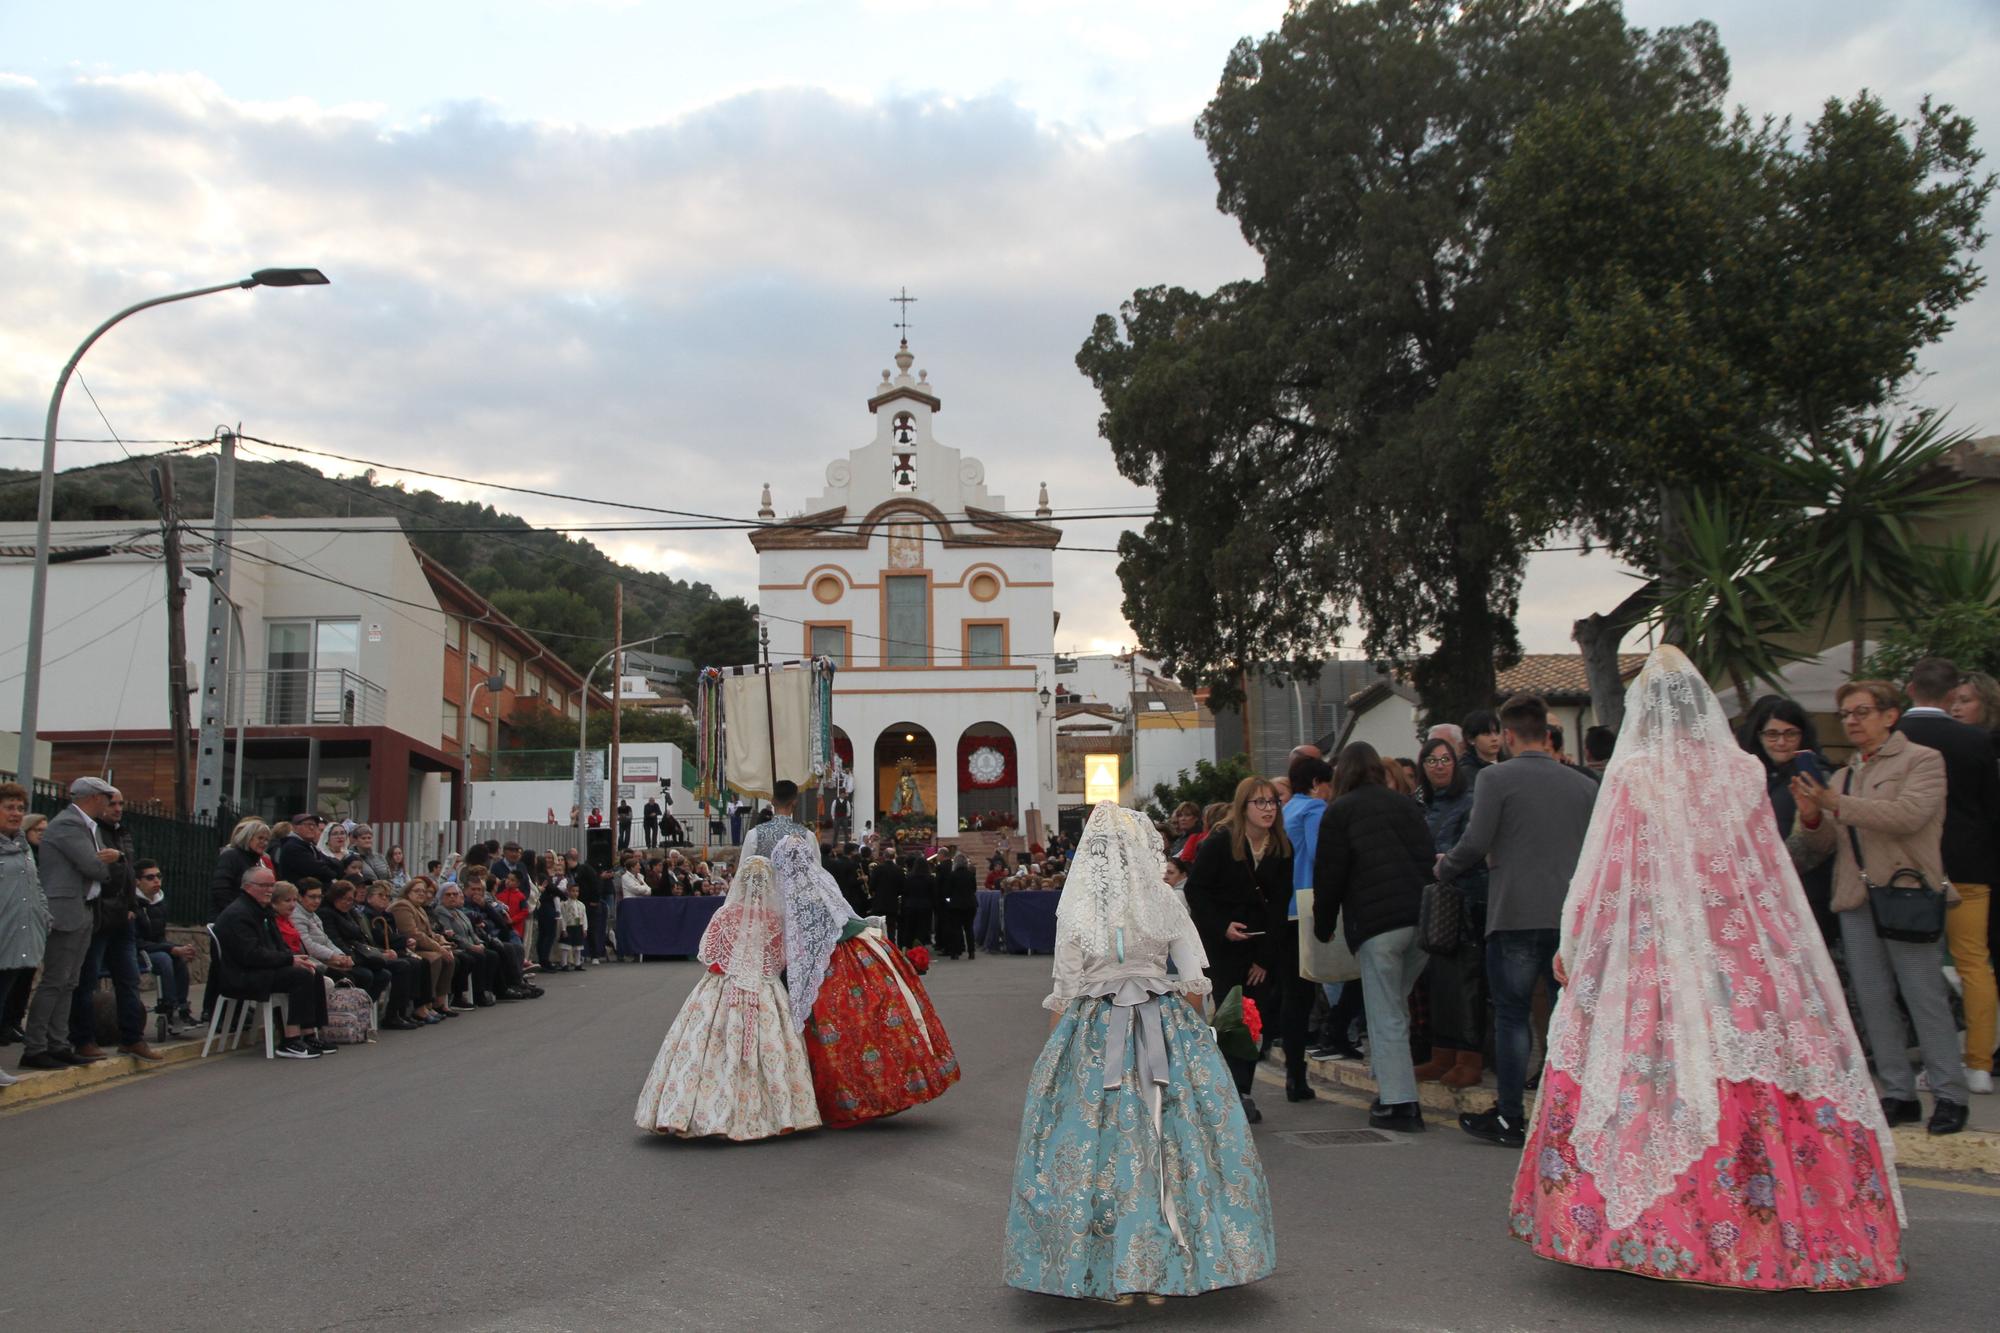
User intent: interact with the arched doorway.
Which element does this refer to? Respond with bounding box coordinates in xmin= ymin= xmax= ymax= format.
xmin=956 ymin=721 xmax=1018 ymax=832
xmin=875 ymin=722 xmax=937 ymax=848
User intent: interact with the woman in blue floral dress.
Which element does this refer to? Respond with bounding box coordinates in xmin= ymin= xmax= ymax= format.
xmin=1004 ymin=802 xmax=1276 ymax=1299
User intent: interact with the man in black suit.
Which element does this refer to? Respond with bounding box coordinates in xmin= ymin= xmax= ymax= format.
xmin=1898 ymin=656 xmax=2000 ymax=1095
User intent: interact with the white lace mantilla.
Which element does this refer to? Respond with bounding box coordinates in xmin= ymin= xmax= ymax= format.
xmin=1048 ymin=802 xmax=1211 ymax=1010
xmin=1549 ymin=647 xmax=1901 ymax=1230
xmin=772 ymin=835 xmax=859 ymax=1032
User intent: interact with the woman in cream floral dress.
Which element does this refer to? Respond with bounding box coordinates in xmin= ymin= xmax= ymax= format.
xmin=1004 ymin=802 xmax=1275 ymax=1299
xmin=633 ymin=854 xmax=819 ymax=1141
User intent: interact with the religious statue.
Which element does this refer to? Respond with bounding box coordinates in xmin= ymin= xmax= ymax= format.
xmin=889 ymin=757 xmax=926 ymax=816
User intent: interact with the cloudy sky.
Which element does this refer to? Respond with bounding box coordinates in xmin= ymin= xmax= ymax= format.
xmin=3 ymin=0 xmax=1994 ymax=661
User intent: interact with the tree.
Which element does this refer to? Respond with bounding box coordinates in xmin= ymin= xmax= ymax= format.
xmin=683 ymin=597 xmax=760 ymax=672
xmin=1144 ymin=754 xmax=1254 ymax=824
xmin=1864 ymin=534 xmax=2000 ymax=680
xmin=1081 ymin=0 xmax=1726 ymax=722
xmin=507 ymin=704 xmax=694 ymax=752
xmin=1493 ymin=74 xmax=1992 ymax=703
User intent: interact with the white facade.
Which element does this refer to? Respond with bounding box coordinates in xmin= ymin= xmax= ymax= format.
xmin=753 ymin=339 xmax=1058 ymax=835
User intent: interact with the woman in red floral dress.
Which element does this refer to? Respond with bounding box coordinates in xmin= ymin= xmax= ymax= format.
xmin=771 ymin=835 xmax=959 ymax=1127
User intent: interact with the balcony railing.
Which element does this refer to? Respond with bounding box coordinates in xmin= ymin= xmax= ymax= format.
xmin=235 ymin=668 xmax=388 ymax=727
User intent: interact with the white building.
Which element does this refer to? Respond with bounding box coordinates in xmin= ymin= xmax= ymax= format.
xmin=751 ymin=338 xmax=1058 ymax=839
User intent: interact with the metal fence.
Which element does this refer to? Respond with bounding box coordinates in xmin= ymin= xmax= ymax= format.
xmin=238 ymin=667 xmax=387 ymax=727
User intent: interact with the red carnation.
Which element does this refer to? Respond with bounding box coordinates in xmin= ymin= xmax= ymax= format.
xmin=1241 ymin=996 xmax=1263 ymax=1046
xmin=707 ymin=962 xmax=724 ymax=975
xmin=905 ymin=945 xmax=932 ymax=975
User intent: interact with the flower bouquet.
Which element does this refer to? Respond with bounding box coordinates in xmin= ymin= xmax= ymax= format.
xmin=904 ymin=945 xmax=932 ymax=975
xmin=1210 ymin=985 xmax=1263 ymax=1062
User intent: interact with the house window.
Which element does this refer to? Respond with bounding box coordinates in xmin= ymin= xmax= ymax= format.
xmin=526 ymin=670 xmax=542 ymax=698
xmin=499 ymin=649 xmax=520 ymax=687
xmin=966 ymin=622 xmax=1005 ymax=667
xmin=264 ymin=618 xmax=360 ymax=724
xmin=443 ymin=701 xmax=462 ymax=744
xmin=883 ymin=575 xmax=928 ymax=666
xmin=471 ymin=633 xmax=494 ymax=670
xmin=809 ymin=624 xmax=850 ymax=666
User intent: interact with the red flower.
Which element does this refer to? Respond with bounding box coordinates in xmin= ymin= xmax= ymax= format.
xmin=1241 ymin=996 xmax=1263 ymax=1046
xmin=707 ymin=962 xmax=725 ymax=975
xmin=905 ymin=946 xmax=932 ymax=975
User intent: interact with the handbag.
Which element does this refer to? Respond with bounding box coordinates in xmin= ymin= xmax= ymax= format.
xmin=1417 ymin=878 xmax=1464 ymax=956
xmin=1841 ymin=770 xmax=1947 ymax=944
xmin=1295 ymin=889 xmax=1362 ymax=983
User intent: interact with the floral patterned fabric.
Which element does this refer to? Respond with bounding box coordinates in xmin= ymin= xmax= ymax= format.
xmin=633 ymin=970 xmax=821 ymax=1141
xmin=1511 ymin=1070 xmax=1903 ymax=1290
xmin=802 ymin=931 xmax=960 ymax=1127
xmin=1004 ymin=991 xmax=1275 ymax=1299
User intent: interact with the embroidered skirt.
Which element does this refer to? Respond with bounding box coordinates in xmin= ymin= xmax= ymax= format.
xmin=1511 ymin=1070 xmax=1903 ymax=1290
xmin=634 ymin=971 xmax=820 ymax=1142
xmin=802 ymin=931 xmax=960 ymax=1127
xmin=1003 ymin=990 xmax=1276 ymax=1298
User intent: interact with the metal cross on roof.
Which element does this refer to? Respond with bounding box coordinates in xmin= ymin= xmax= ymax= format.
xmin=891 ymin=285 xmax=917 ymax=338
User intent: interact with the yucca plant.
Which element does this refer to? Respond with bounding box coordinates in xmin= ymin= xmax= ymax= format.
xmin=1648 ymin=490 xmax=1816 ymax=713
xmin=1769 ymin=414 xmax=1975 ymax=673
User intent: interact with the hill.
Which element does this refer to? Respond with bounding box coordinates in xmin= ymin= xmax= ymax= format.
xmin=0 ymin=450 xmax=758 ymax=677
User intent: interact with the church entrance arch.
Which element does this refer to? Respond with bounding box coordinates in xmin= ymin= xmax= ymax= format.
xmin=956 ymin=721 xmax=1018 ymax=832
xmin=875 ymin=723 xmax=937 ymax=849
xmin=803 ymin=726 xmax=855 ymax=839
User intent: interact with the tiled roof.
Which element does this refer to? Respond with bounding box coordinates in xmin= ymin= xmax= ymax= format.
xmin=1495 ymin=653 xmax=1646 ymax=700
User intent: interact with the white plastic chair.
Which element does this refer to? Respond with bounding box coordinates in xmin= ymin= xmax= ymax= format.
xmin=200 ymin=925 xmax=289 ymax=1059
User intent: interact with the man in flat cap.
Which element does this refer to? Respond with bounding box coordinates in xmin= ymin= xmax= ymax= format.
xmin=18 ymin=777 xmax=122 ymax=1068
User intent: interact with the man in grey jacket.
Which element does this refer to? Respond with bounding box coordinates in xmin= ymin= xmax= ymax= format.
xmin=1435 ymin=694 xmax=1598 ymax=1148
xmin=18 ymin=777 xmax=121 ymax=1068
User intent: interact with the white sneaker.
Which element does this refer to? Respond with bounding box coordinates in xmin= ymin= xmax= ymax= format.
xmin=1968 ymin=1069 xmax=1994 ymax=1094
xmin=0 ymin=1066 xmax=17 ymax=1087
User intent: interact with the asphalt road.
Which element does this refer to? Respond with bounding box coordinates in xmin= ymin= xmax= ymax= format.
xmin=3 ymin=954 xmax=1996 ymax=1332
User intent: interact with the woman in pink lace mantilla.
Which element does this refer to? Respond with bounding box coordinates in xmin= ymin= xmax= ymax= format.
xmin=1510 ymin=646 xmax=1903 ymax=1290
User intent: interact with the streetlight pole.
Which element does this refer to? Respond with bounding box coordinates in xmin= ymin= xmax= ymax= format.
xmin=574 ymin=633 xmax=676 ymax=833
xmin=16 ymin=269 xmax=329 ymax=778
xmin=463 ymin=671 xmax=505 ymax=820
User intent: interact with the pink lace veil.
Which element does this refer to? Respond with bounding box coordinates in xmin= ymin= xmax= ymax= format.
xmin=697 ymin=853 xmax=786 ymax=996
xmin=1549 ymin=645 xmax=1899 ymax=1229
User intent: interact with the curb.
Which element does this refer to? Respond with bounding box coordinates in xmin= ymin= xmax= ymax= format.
xmin=1275 ymin=1054 xmax=2000 ymax=1176
xmin=1 ymin=1037 xmax=219 ymax=1112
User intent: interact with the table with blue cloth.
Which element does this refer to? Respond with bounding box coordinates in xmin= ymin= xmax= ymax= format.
xmin=974 ymin=889 xmax=1004 ymax=954
xmin=616 ymin=895 xmax=725 ymax=959
xmin=1003 ymin=889 xmax=1060 ymax=955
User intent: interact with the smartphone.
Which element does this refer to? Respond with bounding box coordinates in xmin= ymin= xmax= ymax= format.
xmin=1791 ymin=751 xmax=1826 ymax=785
xmin=1240 ymin=930 xmax=1267 ymax=937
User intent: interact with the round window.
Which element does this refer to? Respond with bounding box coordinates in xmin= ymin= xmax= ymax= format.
xmin=969 ymin=572 xmax=1000 ymax=603
xmin=812 ymin=574 xmax=843 ymax=604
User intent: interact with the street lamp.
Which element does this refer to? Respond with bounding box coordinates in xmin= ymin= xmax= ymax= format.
xmin=574 ymin=633 xmax=677 ymax=830
xmin=467 ymin=670 xmax=506 ymax=788
xmin=14 ymin=269 xmax=330 ymax=778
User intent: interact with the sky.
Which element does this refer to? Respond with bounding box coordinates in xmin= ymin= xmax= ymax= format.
xmin=2 ymin=0 xmax=1995 ymax=663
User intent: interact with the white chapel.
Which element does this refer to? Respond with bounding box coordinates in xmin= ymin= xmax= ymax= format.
xmin=751 ymin=336 xmax=1058 ymax=840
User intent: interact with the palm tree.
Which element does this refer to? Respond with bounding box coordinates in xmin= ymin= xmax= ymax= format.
xmin=1647 ymin=491 xmax=1814 ymax=713
xmin=1771 ymin=414 xmax=1974 ymax=674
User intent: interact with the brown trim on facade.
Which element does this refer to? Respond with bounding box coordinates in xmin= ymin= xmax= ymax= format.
xmin=960 ymin=617 xmax=1010 ymax=667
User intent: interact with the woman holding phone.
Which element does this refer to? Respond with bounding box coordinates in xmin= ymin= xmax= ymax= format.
xmin=1184 ymin=776 xmax=1290 ymax=1123
xmin=1739 ymin=695 xmax=1837 ymax=941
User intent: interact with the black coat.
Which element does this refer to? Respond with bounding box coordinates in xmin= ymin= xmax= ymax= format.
xmin=902 ymin=863 xmax=936 ymax=910
xmin=213 ymin=893 xmax=296 ymax=992
xmin=1313 ymin=783 xmax=1434 ymax=950
xmin=867 ymin=861 xmax=904 ymax=918
xmin=133 ymin=894 xmax=172 ymax=948
xmin=571 ymin=862 xmax=603 ymax=906
xmin=321 ymin=904 xmax=389 ymax=964
xmin=1897 ymin=711 xmax=2000 ymax=887
xmin=210 ymin=846 xmax=265 ymax=919
xmin=273 ymin=835 xmax=341 ymax=888
xmin=945 ymin=863 xmax=978 ymax=914
xmin=1183 ymin=830 xmax=1285 ymax=982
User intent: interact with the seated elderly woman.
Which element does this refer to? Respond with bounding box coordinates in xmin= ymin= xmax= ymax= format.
xmin=237 ymin=879 xmax=334 ymax=1054
xmin=390 ymin=877 xmax=463 ymax=1016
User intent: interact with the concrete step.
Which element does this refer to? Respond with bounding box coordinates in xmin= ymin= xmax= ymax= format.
xmin=1273 ymin=1051 xmax=2000 ymax=1175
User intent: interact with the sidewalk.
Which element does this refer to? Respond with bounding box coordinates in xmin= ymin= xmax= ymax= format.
xmin=1272 ymin=1051 xmax=2000 ymax=1176
xmin=2 ymin=1029 xmax=227 ymax=1111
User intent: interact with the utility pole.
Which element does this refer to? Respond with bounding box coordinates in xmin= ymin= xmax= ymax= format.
xmin=194 ymin=426 xmax=239 ymax=821
xmin=610 ymin=582 xmax=624 ymax=847
xmin=152 ymin=459 xmax=193 ymax=817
